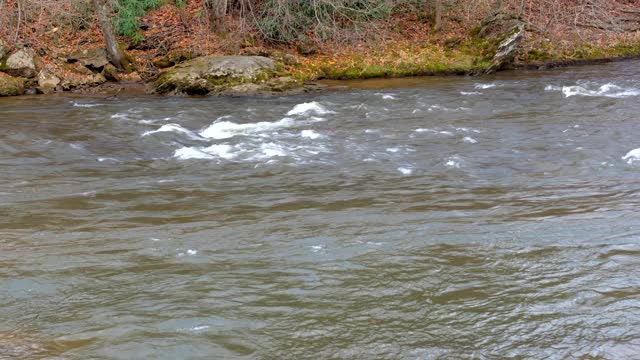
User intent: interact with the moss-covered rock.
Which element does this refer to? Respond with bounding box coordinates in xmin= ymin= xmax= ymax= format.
xmin=0 ymin=72 xmax=26 ymax=96
xmin=486 ymin=22 xmax=525 ymax=73
xmin=152 ymin=55 xmax=280 ymax=95
xmin=0 ymin=39 xmax=8 ymax=62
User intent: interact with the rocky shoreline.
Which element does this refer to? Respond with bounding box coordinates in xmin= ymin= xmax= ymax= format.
xmin=0 ymin=38 xmax=329 ymax=98
xmin=0 ymin=26 xmax=638 ymax=99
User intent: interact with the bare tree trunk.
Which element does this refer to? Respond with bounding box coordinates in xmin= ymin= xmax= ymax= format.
xmin=93 ymin=0 xmax=125 ymax=69
xmin=211 ymin=0 xmax=228 ymax=32
xmin=434 ymin=0 xmax=443 ymax=31
xmin=519 ymin=0 xmax=527 ymax=16
xmin=14 ymin=0 xmax=22 ymax=42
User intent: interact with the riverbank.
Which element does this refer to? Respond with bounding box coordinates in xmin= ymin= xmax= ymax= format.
xmin=1 ymin=0 xmax=639 ymax=97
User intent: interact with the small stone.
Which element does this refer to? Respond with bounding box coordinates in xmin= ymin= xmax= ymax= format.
xmin=296 ymin=40 xmax=317 ymax=56
xmin=122 ymin=72 xmax=142 ymax=82
xmin=282 ymin=53 xmax=299 ymax=66
xmin=153 ymin=57 xmax=172 ymax=69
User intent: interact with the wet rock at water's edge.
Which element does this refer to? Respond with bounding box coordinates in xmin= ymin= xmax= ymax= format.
xmin=0 ymin=72 xmax=27 ymax=96
xmin=486 ymin=22 xmax=525 ymax=73
xmin=474 ymin=11 xmax=526 ymax=74
xmin=152 ymin=55 xmax=315 ymax=96
xmin=152 ymin=55 xmax=278 ymax=95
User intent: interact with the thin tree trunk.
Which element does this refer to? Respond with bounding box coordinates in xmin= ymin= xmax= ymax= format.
xmin=14 ymin=0 xmax=22 ymax=42
xmin=212 ymin=0 xmax=228 ymax=32
xmin=93 ymin=0 xmax=125 ymax=69
xmin=434 ymin=0 xmax=443 ymax=31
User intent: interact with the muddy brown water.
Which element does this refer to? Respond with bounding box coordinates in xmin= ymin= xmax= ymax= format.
xmin=1 ymin=61 xmax=640 ymax=359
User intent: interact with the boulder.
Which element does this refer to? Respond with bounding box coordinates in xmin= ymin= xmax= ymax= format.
xmin=153 ymin=55 xmax=277 ymax=95
xmin=486 ymin=22 xmax=525 ymax=73
xmin=0 ymin=72 xmax=26 ymax=96
xmin=102 ymin=63 xmax=120 ymax=82
xmin=57 ymin=62 xmax=106 ymax=90
xmin=5 ymin=48 xmax=37 ymax=78
xmin=37 ymin=65 xmax=61 ymax=94
xmin=67 ymin=48 xmax=109 ymax=71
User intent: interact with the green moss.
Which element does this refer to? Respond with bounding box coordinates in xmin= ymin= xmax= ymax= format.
xmin=564 ymin=41 xmax=640 ymax=62
xmin=0 ymin=74 xmax=26 ymax=96
xmin=527 ymin=48 xmax=550 ymax=62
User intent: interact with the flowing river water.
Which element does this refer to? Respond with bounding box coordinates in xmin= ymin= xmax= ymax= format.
xmin=1 ymin=60 xmax=640 ymax=359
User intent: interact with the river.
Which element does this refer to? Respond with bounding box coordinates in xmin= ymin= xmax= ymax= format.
xmin=1 ymin=60 xmax=640 ymax=359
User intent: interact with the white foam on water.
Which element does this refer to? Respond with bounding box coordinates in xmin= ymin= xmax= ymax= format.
xmin=474 ymin=83 xmax=498 ymax=89
xmin=445 ymin=156 xmax=462 ymax=168
xmin=414 ymin=128 xmax=435 ymax=133
xmin=456 ymin=127 xmax=482 ymax=133
xmin=622 ymin=148 xmax=640 ymax=164
xmin=375 ymin=93 xmax=397 ymax=100
xmin=386 ymin=147 xmax=401 ymax=153
xmin=110 ymin=113 xmax=130 ymax=120
xmin=287 ymin=101 xmax=333 ymax=116
xmin=190 ymin=325 xmax=210 ymax=332
xmin=177 ymin=249 xmax=198 ymax=257
xmin=311 ymin=245 xmax=325 ymax=252
xmin=439 ymin=131 xmax=454 ymax=136
xmin=460 ymin=91 xmax=482 ymax=95
xmin=300 ymin=130 xmax=323 ymax=139
xmin=546 ymin=83 xmax=640 ymax=98
xmin=253 ymin=142 xmax=288 ymax=159
xmin=173 ymin=147 xmax=214 ymax=160
xmin=199 ymin=117 xmax=295 ymax=139
xmin=398 ymin=167 xmax=413 ymax=175
xmin=463 ymin=136 xmax=478 ymax=144
xmin=97 ymin=157 xmax=119 ymax=163
xmin=174 ymin=140 xmax=328 ymax=163
xmin=142 ymin=124 xmax=203 ymax=140
xmin=71 ymin=101 xmax=103 ymax=108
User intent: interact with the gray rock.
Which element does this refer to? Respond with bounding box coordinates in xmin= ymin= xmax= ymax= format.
xmin=153 ymin=55 xmax=277 ymax=95
xmin=5 ymin=48 xmax=36 ymax=78
xmin=486 ymin=22 xmax=525 ymax=73
xmin=67 ymin=48 xmax=110 ymax=70
xmin=37 ymin=65 xmax=61 ymax=94
xmin=0 ymin=72 xmax=26 ymax=96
